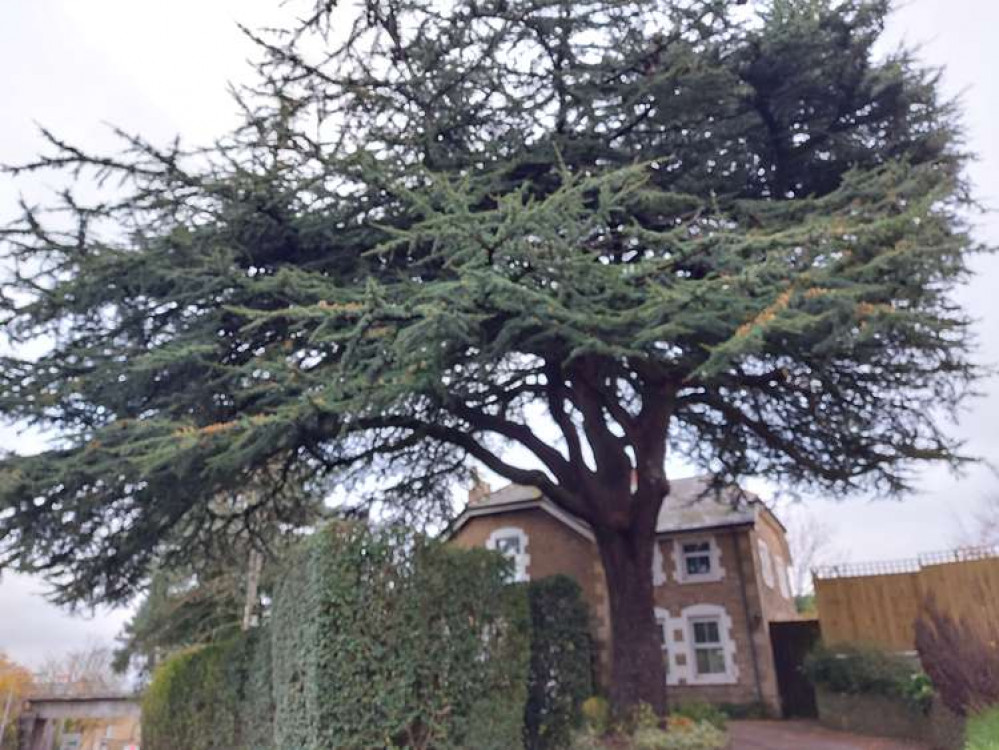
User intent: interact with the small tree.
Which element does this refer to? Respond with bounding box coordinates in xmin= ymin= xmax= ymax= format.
xmin=36 ymin=645 xmax=125 ymax=697
xmin=958 ymin=493 xmax=999 ymax=547
xmin=784 ymin=507 xmax=844 ymax=597
xmin=0 ymin=0 xmax=984 ymax=711
xmin=0 ymin=652 xmax=33 ymax=750
xmin=915 ymin=598 xmax=999 ymax=716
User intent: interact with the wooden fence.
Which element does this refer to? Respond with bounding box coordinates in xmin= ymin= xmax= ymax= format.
xmin=813 ymin=546 xmax=999 ymax=651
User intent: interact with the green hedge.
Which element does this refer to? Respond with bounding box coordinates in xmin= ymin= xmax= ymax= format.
xmin=142 ymin=638 xmax=245 ymax=750
xmin=143 ymin=524 xmax=597 ymax=750
xmin=804 ymin=643 xmax=933 ymax=711
xmin=524 ymin=575 xmax=593 ymax=750
xmin=270 ymin=523 xmax=529 ymax=750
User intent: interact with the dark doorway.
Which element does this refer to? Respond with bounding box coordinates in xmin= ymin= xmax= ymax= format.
xmin=769 ymin=620 xmax=821 ymax=719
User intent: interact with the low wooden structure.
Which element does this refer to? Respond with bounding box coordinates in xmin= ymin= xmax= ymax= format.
xmin=18 ymin=693 xmax=140 ymax=750
xmin=813 ymin=545 xmax=999 ymax=651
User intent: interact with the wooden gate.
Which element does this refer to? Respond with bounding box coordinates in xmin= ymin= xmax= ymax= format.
xmin=770 ymin=620 xmax=821 ymax=719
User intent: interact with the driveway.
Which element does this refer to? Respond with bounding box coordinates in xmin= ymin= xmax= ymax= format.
xmin=730 ymin=721 xmax=930 ymax=750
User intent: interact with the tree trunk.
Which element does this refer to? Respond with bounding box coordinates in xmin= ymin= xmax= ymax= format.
xmin=595 ymin=522 xmax=667 ymax=716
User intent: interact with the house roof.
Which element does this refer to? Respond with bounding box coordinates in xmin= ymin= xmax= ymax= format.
xmin=449 ymin=475 xmax=772 ymax=539
xmin=654 ymin=476 xmax=760 ymax=533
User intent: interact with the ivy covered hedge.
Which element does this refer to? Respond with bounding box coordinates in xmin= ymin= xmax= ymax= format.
xmin=142 ymin=636 xmax=253 ymax=750
xmin=143 ymin=524 xmax=594 ymax=750
xmin=525 ymin=575 xmax=593 ymax=750
xmin=270 ymin=523 xmax=530 ymax=750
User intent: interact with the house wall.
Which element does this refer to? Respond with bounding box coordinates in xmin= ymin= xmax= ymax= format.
xmin=752 ymin=510 xmax=799 ymax=623
xmin=450 ymin=508 xmax=791 ymax=715
xmin=73 ymin=717 xmax=140 ymax=750
xmin=653 ymin=529 xmax=781 ymax=714
xmin=450 ymin=508 xmax=612 ymax=683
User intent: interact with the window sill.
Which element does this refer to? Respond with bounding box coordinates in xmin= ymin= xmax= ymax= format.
xmin=677 ymin=573 xmax=724 ymax=585
xmin=687 ymin=673 xmax=739 ymax=686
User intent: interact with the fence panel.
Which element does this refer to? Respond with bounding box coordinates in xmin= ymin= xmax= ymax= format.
xmin=813 ymin=546 xmax=999 ymax=651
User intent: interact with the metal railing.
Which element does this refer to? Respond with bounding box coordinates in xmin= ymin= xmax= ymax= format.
xmin=813 ymin=544 xmax=999 ymax=580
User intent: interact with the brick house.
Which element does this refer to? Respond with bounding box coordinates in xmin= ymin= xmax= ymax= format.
xmin=448 ymin=476 xmax=799 ymax=715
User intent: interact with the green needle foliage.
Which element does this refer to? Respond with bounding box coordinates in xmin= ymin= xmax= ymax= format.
xmin=0 ymin=0 xmax=985 ymax=709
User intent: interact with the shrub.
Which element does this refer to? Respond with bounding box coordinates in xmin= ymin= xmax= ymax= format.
xmin=804 ymin=642 xmax=922 ymax=700
xmin=580 ymin=696 xmax=612 ymax=736
xmin=142 ymin=638 xmax=247 ymax=750
xmin=241 ymin=627 xmax=274 ymax=750
xmin=633 ymin=727 xmax=671 ymax=749
xmin=916 ymin=598 xmax=999 ymax=717
xmin=900 ymin=672 xmax=936 ymax=713
xmin=966 ymin=707 xmax=999 ymax=750
xmin=632 ymin=719 xmax=728 ymax=750
xmin=525 ymin=576 xmax=594 ymax=750
xmin=671 ymin=702 xmax=727 ymax=731
xmin=269 ymin=523 xmax=529 ymax=750
xmin=716 ymin=702 xmax=766 ymax=720
xmin=568 ymin=731 xmax=606 ymax=750
xmin=624 ymin=702 xmax=662 ymax=734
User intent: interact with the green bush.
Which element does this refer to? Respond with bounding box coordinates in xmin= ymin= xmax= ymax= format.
xmin=804 ymin=643 xmax=927 ymax=704
xmin=580 ymin=696 xmax=612 ymax=736
xmin=242 ymin=627 xmax=275 ymax=750
xmin=716 ymin=702 xmax=766 ymax=720
xmin=966 ymin=707 xmax=999 ymax=750
xmin=632 ymin=720 xmax=728 ymax=750
xmin=269 ymin=523 xmax=529 ymax=750
xmin=671 ymin=702 xmax=727 ymax=731
xmin=568 ymin=730 xmax=606 ymax=750
xmin=524 ymin=575 xmax=594 ymax=750
xmin=142 ymin=638 xmax=246 ymax=750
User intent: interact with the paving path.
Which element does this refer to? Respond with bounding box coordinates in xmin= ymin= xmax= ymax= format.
xmin=730 ymin=721 xmax=930 ymax=750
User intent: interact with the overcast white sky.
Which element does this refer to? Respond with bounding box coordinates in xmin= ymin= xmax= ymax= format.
xmin=0 ymin=0 xmax=997 ymax=669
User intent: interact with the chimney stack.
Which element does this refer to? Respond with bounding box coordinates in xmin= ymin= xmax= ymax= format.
xmin=468 ymin=468 xmax=492 ymax=506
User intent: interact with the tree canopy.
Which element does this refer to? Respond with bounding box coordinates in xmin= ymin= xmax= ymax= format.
xmin=0 ymin=0 xmax=981 ymax=624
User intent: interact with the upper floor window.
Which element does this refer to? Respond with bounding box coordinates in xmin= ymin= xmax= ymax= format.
xmin=757 ymin=538 xmax=775 ymax=589
xmin=672 ymin=536 xmax=725 ymax=584
xmin=486 ymin=527 xmax=530 ymax=582
xmin=682 ymin=541 xmax=712 ymax=577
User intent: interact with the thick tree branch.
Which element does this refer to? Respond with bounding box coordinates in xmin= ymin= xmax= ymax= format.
xmin=352 ymin=415 xmax=592 ymax=521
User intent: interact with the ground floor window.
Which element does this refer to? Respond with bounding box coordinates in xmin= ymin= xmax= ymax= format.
xmin=655 ymin=603 xmax=739 ymax=686
xmin=654 ymin=607 xmax=671 ymax=675
xmin=690 ymin=617 xmax=726 ymax=676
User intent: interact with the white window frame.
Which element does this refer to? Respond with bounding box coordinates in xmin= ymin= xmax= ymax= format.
xmin=776 ymin=557 xmax=791 ymax=599
xmin=654 ymin=604 xmax=739 ymax=687
xmin=757 ymin=538 xmax=775 ymax=589
xmin=654 ymin=607 xmax=671 ymax=676
xmin=681 ymin=604 xmax=739 ymax=685
xmin=486 ymin=527 xmax=530 ymax=582
xmin=671 ymin=536 xmax=725 ymax=584
xmin=652 ymin=541 xmax=668 ymax=586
